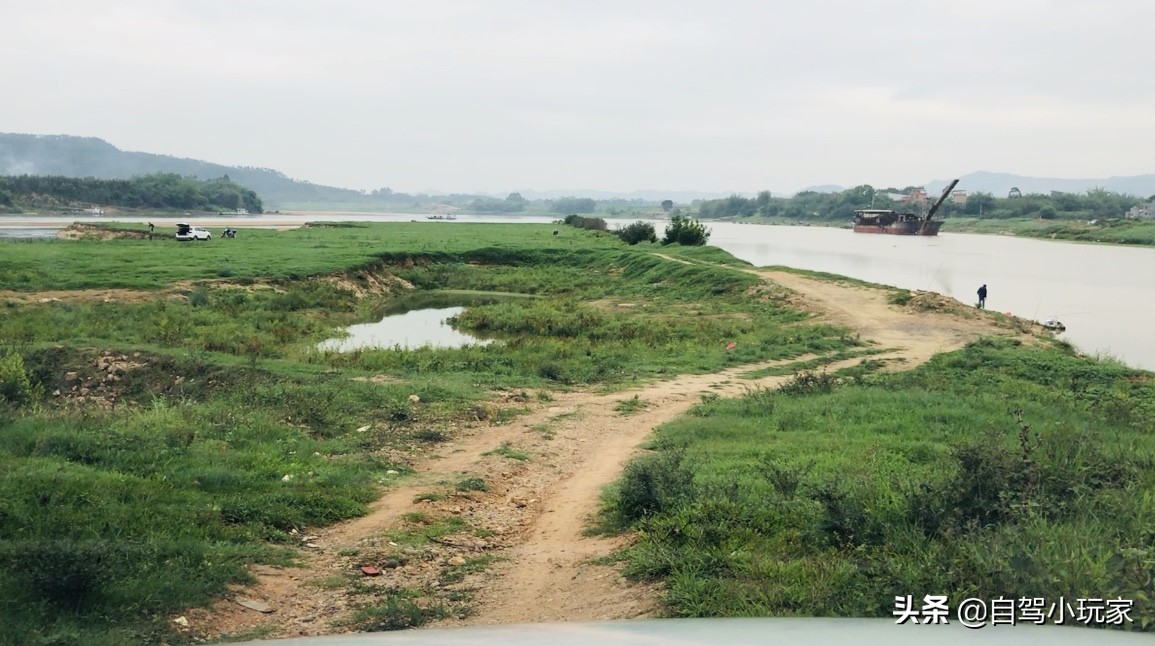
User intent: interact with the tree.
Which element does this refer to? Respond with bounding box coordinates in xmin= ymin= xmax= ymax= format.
xmin=616 ymin=221 xmax=657 ymax=245
xmin=660 ymin=199 xmax=673 ymax=212
xmin=963 ymin=191 xmax=997 ymax=217
xmin=662 ymin=214 xmax=710 ymax=246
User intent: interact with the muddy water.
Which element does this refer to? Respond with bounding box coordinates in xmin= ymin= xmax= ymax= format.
xmin=707 ymin=223 xmax=1155 ymax=371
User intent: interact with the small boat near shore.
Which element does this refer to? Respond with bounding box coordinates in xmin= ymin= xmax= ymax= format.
xmin=853 ymin=178 xmax=958 ymax=236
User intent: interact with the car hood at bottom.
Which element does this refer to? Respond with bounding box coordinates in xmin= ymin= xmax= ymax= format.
xmin=234 ymin=617 xmax=1146 ymax=646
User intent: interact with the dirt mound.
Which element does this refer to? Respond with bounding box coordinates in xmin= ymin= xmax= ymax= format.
xmin=47 ymin=350 xmax=146 ymax=409
xmin=316 ymin=268 xmax=415 ymax=299
xmin=901 ymin=290 xmax=975 ymax=316
xmin=56 ymin=223 xmax=152 ymax=240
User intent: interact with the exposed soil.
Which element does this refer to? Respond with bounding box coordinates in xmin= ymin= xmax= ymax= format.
xmin=178 ymin=268 xmax=1024 ymax=641
xmin=56 ymin=222 xmax=154 ymax=240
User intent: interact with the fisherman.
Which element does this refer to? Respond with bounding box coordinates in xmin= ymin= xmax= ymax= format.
xmin=977 ymin=284 xmax=987 ymax=309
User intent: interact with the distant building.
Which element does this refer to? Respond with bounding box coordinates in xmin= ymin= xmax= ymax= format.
xmin=899 ymin=188 xmax=929 ymax=205
xmin=1125 ymin=202 xmax=1155 ymax=219
xmin=949 ymin=190 xmax=967 ymax=205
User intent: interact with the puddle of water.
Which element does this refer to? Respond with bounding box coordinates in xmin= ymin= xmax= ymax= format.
xmin=319 ymin=306 xmax=489 ymax=351
xmin=319 ymin=292 xmax=520 ymax=351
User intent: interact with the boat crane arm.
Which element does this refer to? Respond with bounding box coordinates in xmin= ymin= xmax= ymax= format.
xmin=920 ymin=178 xmax=960 ymax=233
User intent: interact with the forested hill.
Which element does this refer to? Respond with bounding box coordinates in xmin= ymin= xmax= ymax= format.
xmin=0 ymin=174 xmax=263 ymax=214
xmin=0 ymin=133 xmax=363 ymax=207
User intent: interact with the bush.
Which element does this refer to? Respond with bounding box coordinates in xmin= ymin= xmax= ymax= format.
xmin=616 ymin=221 xmax=658 ymax=245
xmin=614 ymin=448 xmax=696 ymax=525
xmin=0 ymin=349 xmax=34 ymax=407
xmin=563 ymin=214 xmax=608 ymax=231
xmin=662 ymin=214 xmax=711 ymax=246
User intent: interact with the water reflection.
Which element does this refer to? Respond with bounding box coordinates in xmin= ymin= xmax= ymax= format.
xmin=319 ymin=291 xmax=527 ymax=351
xmin=318 ymin=306 xmax=489 ymax=352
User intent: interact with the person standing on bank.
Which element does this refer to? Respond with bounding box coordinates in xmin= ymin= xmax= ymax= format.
xmin=977 ymin=284 xmax=987 ymax=309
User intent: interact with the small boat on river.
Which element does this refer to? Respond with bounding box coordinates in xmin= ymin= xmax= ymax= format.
xmin=853 ymin=179 xmax=958 ymax=236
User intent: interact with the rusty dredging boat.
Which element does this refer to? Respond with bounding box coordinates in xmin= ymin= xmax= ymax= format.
xmin=853 ymin=178 xmax=959 ymax=236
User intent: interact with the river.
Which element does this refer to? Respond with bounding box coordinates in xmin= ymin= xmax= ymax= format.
xmin=3 ymin=214 xmax=1153 ymax=370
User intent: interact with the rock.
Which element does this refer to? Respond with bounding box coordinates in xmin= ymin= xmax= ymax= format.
xmin=382 ymin=558 xmax=401 ymax=569
xmin=408 ymin=394 xmax=420 ymax=404
xmin=64 ymin=372 xmax=78 ymax=381
xmin=305 ymin=542 xmax=321 ymax=549
xmin=360 ymin=566 xmax=381 ymax=576
xmin=282 ymin=474 xmax=293 ymax=482
xmin=173 ymin=616 xmax=189 ymax=627
xmin=235 ymin=598 xmax=275 ymax=613
xmin=356 ymin=424 xmax=371 ymax=433
xmin=386 ymin=469 xmax=399 ymax=476
xmin=447 ymin=556 xmax=466 ymax=566
xmin=79 ymin=387 xmax=90 ymax=396
xmin=300 ymin=615 xmax=316 ymax=623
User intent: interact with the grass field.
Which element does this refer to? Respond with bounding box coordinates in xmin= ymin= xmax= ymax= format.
xmin=602 ymin=337 xmax=1155 ymax=630
xmin=0 ymin=222 xmax=855 ymax=644
xmin=942 ymin=217 xmax=1155 ymax=246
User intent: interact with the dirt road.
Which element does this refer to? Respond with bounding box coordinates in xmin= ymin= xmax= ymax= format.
xmin=185 ymin=267 xmax=1013 ymax=640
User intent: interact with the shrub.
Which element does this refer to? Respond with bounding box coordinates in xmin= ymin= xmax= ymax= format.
xmin=0 ymin=349 xmax=34 ymax=407
xmin=614 ymin=447 xmax=696 ymax=525
xmin=662 ymin=214 xmax=711 ymax=246
xmin=563 ymin=214 xmax=608 ymax=231
xmin=616 ymin=221 xmax=657 ymax=245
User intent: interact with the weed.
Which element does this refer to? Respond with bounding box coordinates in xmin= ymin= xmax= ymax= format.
xmin=455 ymin=477 xmax=489 ymax=492
xmin=413 ymin=492 xmax=446 ymax=503
xmin=483 ymin=442 xmax=530 ymax=461
xmin=614 ymin=395 xmax=648 ymax=415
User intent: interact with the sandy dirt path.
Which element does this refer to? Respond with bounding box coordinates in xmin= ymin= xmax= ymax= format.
xmin=184 ymin=265 xmax=1014 ymax=641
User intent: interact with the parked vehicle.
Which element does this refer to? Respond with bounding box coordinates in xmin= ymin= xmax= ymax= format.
xmin=175 ymin=223 xmax=212 ymax=241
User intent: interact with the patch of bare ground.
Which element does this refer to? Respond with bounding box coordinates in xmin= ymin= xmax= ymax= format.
xmin=183 ymin=269 xmax=1033 ymax=641
xmin=0 ymin=288 xmax=162 ymax=305
xmin=55 ymin=222 xmax=152 ymax=240
xmin=3 ymin=268 xmax=415 ymax=306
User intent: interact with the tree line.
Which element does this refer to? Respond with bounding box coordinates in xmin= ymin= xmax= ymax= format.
xmin=0 ymin=173 xmax=264 ymax=213
xmin=694 ymin=185 xmax=1148 ymax=222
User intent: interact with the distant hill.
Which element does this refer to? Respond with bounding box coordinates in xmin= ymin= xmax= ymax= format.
xmin=926 ymin=171 xmax=1155 ymax=198
xmin=0 ymin=133 xmax=372 ymax=208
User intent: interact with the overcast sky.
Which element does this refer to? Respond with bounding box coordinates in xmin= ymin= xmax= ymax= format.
xmin=3 ymin=0 xmax=1154 ymax=195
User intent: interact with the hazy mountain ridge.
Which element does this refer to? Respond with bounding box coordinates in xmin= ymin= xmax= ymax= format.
xmin=0 ymin=134 xmax=727 ymax=206
xmin=0 ymin=133 xmax=370 ymax=208
xmin=7 ymin=134 xmax=1155 ymax=206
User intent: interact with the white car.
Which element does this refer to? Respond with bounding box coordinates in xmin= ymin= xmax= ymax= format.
xmin=175 ymin=223 xmax=212 ymax=241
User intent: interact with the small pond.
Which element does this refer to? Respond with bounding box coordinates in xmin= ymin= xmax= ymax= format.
xmin=318 ymin=291 xmax=523 ymax=352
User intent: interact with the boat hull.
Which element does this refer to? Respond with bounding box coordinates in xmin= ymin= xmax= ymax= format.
xmin=853 ymin=220 xmax=942 ymax=236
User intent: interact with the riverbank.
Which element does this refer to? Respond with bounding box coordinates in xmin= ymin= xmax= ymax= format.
xmin=2 ymin=222 xmax=1151 ymax=642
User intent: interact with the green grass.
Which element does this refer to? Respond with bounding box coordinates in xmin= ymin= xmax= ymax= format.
xmin=0 ymin=222 xmax=860 ymax=643
xmin=483 ymin=442 xmax=530 ymax=461
xmin=614 ymin=395 xmax=649 ymax=415
xmin=942 ymin=217 xmax=1155 ymax=246
xmin=603 ymin=337 xmax=1155 ymax=630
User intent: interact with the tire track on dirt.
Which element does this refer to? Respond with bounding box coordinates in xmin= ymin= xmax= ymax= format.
xmin=187 ymin=267 xmax=1014 ymax=640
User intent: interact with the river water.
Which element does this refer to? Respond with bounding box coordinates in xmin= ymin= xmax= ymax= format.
xmin=707 ymin=223 xmax=1155 ymax=371
xmin=4 ymin=214 xmax=1152 ymax=370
